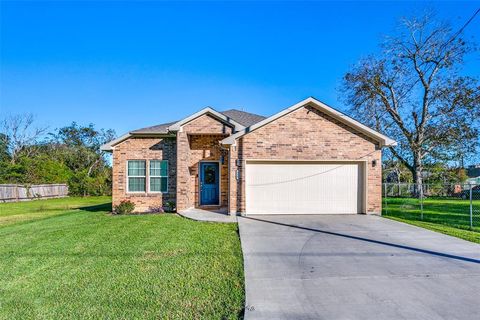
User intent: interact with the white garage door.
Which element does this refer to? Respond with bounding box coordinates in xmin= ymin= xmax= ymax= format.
xmin=245 ymin=162 xmax=364 ymax=215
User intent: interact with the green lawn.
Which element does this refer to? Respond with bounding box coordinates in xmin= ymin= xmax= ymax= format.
xmin=0 ymin=196 xmax=112 ymax=227
xmin=0 ymin=197 xmax=244 ymax=320
xmin=383 ymin=197 xmax=480 ymax=243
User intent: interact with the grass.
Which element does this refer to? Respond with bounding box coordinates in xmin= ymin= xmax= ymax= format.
xmin=0 ymin=197 xmax=244 ymax=320
xmin=383 ymin=197 xmax=480 ymax=243
xmin=0 ymin=196 xmax=112 ymax=227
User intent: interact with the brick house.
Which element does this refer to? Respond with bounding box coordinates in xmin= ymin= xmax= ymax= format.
xmin=101 ymin=97 xmax=396 ymax=215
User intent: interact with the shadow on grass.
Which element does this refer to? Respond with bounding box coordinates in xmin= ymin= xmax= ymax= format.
xmin=79 ymin=203 xmax=112 ymax=212
xmin=0 ymin=202 xmax=113 ymax=235
xmin=242 ymin=216 xmax=480 ymax=265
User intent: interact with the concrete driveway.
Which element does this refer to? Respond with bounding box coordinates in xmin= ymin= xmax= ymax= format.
xmin=238 ymin=215 xmax=480 ymax=320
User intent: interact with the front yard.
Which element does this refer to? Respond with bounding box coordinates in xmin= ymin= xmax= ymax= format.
xmin=0 ymin=197 xmax=244 ymax=319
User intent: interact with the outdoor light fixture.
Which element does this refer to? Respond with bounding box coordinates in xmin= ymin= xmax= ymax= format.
xmin=372 ymin=159 xmax=377 ymax=167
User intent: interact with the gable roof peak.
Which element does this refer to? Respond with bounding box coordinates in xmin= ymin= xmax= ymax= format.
xmin=168 ymin=106 xmax=245 ymax=132
xmin=221 ymin=97 xmax=397 ymax=147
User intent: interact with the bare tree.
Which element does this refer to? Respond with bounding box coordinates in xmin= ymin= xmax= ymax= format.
xmin=342 ymin=12 xmax=480 ymax=196
xmin=0 ymin=113 xmax=48 ymax=163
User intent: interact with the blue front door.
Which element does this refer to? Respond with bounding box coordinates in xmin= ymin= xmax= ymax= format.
xmin=200 ymin=162 xmax=220 ymax=205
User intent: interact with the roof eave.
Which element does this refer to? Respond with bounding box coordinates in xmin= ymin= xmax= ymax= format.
xmin=130 ymin=132 xmax=175 ymax=136
xmin=100 ymin=132 xmax=176 ymax=152
xmin=168 ymin=107 xmax=245 ymax=132
xmin=100 ymin=133 xmax=132 ymax=152
xmin=221 ymin=97 xmax=397 ymax=147
xmin=382 ymin=138 xmax=397 ymax=147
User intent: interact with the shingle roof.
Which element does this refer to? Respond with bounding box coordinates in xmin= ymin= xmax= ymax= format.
xmin=220 ymin=109 xmax=266 ymax=127
xmin=467 ymin=166 xmax=480 ymax=178
xmin=130 ymin=109 xmax=266 ymax=134
xmin=130 ymin=121 xmax=177 ymax=134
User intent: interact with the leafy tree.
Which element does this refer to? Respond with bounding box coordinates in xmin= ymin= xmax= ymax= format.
xmin=49 ymin=122 xmax=115 ymax=196
xmin=19 ymin=155 xmax=72 ymax=184
xmin=383 ymin=159 xmax=413 ymax=183
xmin=0 ymin=162 xmax=26 ymax=183
xmin=0 ymin=116 xmax=115 ymax=196
xmin=0 ymin=133 xmax=24 ymax=183
xmin=424 ymin=163 xmax=464 ymax=186
xmin=342 ymin=12 xmax=480 ymax=195
xmin=0 ymin=133 xmax=10 ymax=163
xmin=456 ymin=168 xmax=469 ymax=183
xmin=50 ymin=122 xmax=115 ymax=174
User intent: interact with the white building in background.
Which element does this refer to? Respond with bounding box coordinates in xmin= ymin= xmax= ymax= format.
xmin=467 ymin=164 xmax=480 ymax=184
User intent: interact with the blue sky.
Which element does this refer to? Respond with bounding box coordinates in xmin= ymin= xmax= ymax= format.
xmin=1 ymin=1 xmax=479 ymax=137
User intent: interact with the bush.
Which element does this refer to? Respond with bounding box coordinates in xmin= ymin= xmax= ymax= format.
xmin=68 ymin=169 xmax=112 ymax=197
xmin=113 ymin=200 xmax=135 ymax=215
xmin=164 ymin=201 xmax=176 ymax=213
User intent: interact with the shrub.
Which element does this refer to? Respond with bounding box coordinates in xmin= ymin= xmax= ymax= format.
xmin=68 ymin=170 xmax=112 ymax=197
xmin=164 ymin=201 xmax=176 ymax=213
xmin=113 ymin=200 xmax=135 ymax=215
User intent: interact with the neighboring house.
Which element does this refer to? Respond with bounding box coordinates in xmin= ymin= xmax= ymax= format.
xmin=101 ymin=97 xmax=396 ymax=215
xmin=467 ymin=177 xmax=480 ymax=185
xmin=467 ymin=165 xmax=480 ymax=185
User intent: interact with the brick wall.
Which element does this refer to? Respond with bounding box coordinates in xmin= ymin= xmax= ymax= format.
xmin=176 ymin=132 xmax=190 ymax=211
xmin=228 ymin=105 xmax=382 ymax=214
xmin=112 ymin=137 xmax=176 ymax=212
xmin=111 ymin=107 xmax=383 ymax=214
xmin=184 ymin=114 xmax=234 ymax=135
xmin=176 ymin=114 xmax=232 ymax=211
xmin=189 ymin=135 xmax=228 ymax=207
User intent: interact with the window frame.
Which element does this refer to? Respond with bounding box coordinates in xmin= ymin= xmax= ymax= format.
xmin=148 ymin=160 xmax=168 ymax=193
xmin=126 ymin=160 xmax=147 ymax=193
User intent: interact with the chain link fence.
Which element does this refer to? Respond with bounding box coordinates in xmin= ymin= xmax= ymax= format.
xmin=383 ymin=183 xmax=480 ymax=232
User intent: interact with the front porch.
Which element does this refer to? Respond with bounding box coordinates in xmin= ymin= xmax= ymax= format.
xmin=178 ymin=207 xmax=236 ymax=223
xmin=176 ymin=131 xmax=231 ymax=212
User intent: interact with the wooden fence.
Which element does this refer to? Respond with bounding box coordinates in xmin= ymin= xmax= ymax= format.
xmin=0 ymin=184 xmax=69 ymax=202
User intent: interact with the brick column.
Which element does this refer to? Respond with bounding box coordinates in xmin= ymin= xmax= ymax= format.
xmin=176 ymin=131 xmax=190 ymax=211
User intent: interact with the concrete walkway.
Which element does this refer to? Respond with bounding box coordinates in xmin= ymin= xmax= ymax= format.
xmin=178 ymin=207 xmax=237 ymax=223
xmin=238 ymin=214 xmax=480 ymax=320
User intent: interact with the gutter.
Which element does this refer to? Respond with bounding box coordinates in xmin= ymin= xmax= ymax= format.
xmin=100 ymin=132 xmax=176 ymax=152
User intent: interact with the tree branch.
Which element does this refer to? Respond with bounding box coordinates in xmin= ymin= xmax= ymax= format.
xmin=389 ymin=146 xmax=413 ymax=172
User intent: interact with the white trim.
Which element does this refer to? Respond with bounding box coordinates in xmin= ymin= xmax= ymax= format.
xmin=101 ymin=133 xmax=132 ymax=151
xmin=227 ymin=147 xmax=231 ymax=213
xmin=126 ymin=160 xmax=147 ymax=193
xmin=244 ymin=159 xmax=370 ymax=163
xmin=221 ymin=97 xmax=397 ymax=147
xmin=148 ymin=160 xmax=169 ymax=194
xmin=101 ymin=133 xmax=175 ymax=151
xmin=363 ymin=159 xmax=368 ymax=214
xmin=198 ymin=160 xmax=221 ymax=206
xmin=244 ymin=159 xmax=368 ymax=215
xmin=168 ymin=107 xmax=245 ymax=132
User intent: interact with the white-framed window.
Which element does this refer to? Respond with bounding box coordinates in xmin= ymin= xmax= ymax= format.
xmin=149 ymin=160 xmax=168 ymax=193
xmin=127 ymin=160 xmax=146 ymax=192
